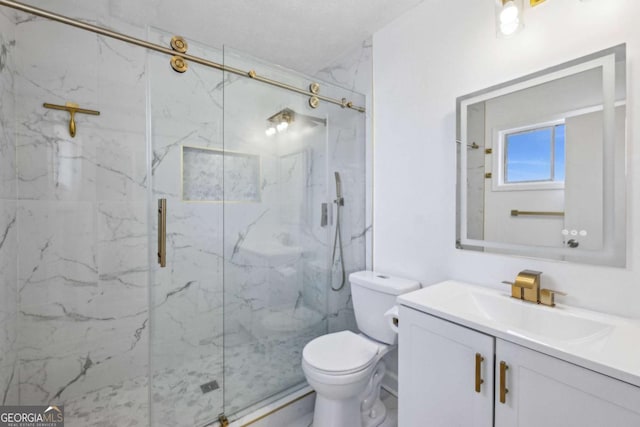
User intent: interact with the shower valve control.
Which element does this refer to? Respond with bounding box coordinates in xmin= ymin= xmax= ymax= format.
xmin=321 ymin=203 xmax=329 ymax=227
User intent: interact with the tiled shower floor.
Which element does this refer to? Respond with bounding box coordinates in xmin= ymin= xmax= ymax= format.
xmin=59 ymin=320 xmax=395 ymax=427
xmin=64 ymin=375 xmax=149 ymax=427
xmin=62 ymin=335 xmax=309 ymax=426
xmin=65 ymin=376 xmax=397 ymax=427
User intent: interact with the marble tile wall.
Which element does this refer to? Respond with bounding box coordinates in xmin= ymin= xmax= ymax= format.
xmin=10 ymin=5 xmax=150 ymax=426
xmin=1 ymin=3 xmax=370 ymax=425
xmin=314 ymin=39 xmax=373 ymax=334
xmin=216 ymin=47 xmax=369 ymax=416
xmin=221 ymin=64 xmax=331 ymax=413
xmin=466 ymin=103 xmax=487 ymax=241
xmin=0 ymin=8 xmax=18 ymax=407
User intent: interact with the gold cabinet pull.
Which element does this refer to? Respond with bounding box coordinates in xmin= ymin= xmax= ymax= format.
xmin=158 ymin=199 xmax=167 ymax=267
xmin=475 ymin=353 xmax=484 ymax=393
xmin=499 ymin=361 xmax=509 ymax=404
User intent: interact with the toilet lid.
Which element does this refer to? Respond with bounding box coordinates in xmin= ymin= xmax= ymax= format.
xmin=303 ymin=331 xmax=380 ymax=374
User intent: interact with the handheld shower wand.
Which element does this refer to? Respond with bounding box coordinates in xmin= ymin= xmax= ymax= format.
xmin=331 ymin=172 xmax=346 ymax=291
xmin=334 ymin=172 xmax=344 ymax=206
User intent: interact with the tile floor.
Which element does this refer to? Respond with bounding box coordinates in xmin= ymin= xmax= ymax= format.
xmin=251 ymin=389 xmax=398 ymax=427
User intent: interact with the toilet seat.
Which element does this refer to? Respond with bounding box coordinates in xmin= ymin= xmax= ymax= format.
xmin=303 ymin=331 xmax=383 ymax=375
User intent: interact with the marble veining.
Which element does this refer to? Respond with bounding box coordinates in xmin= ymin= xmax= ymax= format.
xmin=314 ymin=39 xmax=372 ymax=333
xmin=7 ymin=6 xmax=150 ymax=425
xmin=1 ymin=9 xmax=369 ymax=427
xmin=465 ymin=103 xmax=486 ymax=240
xmin=0 ymin=9 xmax=18 ymax=406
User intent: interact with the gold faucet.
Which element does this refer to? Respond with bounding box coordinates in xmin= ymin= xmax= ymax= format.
xmin=502 ymin=270 xmax=541 ymax=303
xmin=539 ymin=288 xmax=567 ymax=307
xmin=502 ymin=270 xmax=566 ymax=306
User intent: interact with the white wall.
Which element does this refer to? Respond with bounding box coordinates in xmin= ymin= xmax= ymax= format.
xmin=373 ymin=0 xmax=640 ymax=318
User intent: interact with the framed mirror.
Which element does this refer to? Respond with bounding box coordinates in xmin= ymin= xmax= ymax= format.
xmin=456 ymin=45 xmax=626 ymax=267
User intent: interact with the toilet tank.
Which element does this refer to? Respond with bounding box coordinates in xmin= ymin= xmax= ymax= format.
xmin=350 ymin=271 xmax=420 ymax=344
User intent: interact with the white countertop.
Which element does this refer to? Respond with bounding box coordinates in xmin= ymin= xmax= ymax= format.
xmin=397 ymin=280 xmax=640 ymax=387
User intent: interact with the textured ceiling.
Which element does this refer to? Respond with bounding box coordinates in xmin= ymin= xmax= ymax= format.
xmin=106 ymin=0 xmax=425 ymax=74
xmin=5 ymin=0 xmax=424 ymax=74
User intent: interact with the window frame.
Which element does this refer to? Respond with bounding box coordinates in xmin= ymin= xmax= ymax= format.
xmin=492 ymin=119 xmax=566 ymax=192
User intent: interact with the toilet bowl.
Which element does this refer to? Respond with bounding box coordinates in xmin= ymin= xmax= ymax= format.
xmin=302 ymin=331 xmax=391 ymax=427
xmin=302 ymin=271 xmax=420 ymax=427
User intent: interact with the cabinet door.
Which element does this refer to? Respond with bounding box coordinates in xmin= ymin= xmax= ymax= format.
xmin=495 ymin=339 xmax=640 ymax=427
xmin=398 ymin=306 xmax=494 ymax=427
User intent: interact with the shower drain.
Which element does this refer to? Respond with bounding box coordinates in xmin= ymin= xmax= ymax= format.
xmin=200 ymin=380 xmax=220 ymax=394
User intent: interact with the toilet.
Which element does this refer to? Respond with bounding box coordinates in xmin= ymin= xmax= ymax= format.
xmin=302 ymin=271 xmax=420 ymax=427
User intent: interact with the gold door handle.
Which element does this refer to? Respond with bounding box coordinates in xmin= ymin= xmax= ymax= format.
xmin=499 ymin=361 xmax=509 ymax=404
xmin=158 ymin=199 xmax=167 ymax=267
xmin=475 ymin=353 xmax=484 ymax=393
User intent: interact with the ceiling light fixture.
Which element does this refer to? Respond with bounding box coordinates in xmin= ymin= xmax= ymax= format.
xmin=496 ymin=0 xmax=554 ymax=38
xmin=497 ymin=0 xmax=524 ymax=36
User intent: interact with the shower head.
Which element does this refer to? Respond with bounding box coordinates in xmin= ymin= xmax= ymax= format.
xmin=267 ymin=108 xmax=295 ymax=125
xmin=266 ymin=108 xmax=327 ymax=129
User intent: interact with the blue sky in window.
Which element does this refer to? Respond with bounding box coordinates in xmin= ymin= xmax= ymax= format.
xmin=505 ymin=125 xmax=565 ymax=183
xmin=506 ymin=128 xmax=552 ymax=182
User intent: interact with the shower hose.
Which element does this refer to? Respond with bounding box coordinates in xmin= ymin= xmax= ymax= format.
xmin=331 ymin=197 xmax=346 ymax=291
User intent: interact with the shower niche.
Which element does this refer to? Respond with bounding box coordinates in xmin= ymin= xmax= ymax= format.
xmin=181 ymin=145 xmax=261 ymax=202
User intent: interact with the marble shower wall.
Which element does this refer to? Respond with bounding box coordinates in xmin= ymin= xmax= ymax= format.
xmin=314 ymin=39 xmax=373 ymax=334
xmin=1 ymin=2 xmax=370 ymax=425
xmin=10 ymin=4 xmax=150 ymax=425
xmin=221 ymin=49 xmax=333 ymax=414
xmin=466 ymin=102 xmax=486 ymax=241
xmin=146 ymin=39 xmax=368 ymax=422
xmin=0 ymin=9 xmax=18 ymax=406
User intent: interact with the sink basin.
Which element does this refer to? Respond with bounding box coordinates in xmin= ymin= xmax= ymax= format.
xmin=463 ymin=291 xmax=613 ymax=342
xmin=400 ymin=281 xmax=614 ymax=344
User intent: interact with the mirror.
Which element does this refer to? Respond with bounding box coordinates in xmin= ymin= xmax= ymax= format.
xmin=456 ymin=45 xmax=626 ymax=267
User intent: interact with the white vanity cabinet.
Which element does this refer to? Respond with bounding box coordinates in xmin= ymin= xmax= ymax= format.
xmin=398 ymin=306 xmax=494 ymax=427
xmin=495 ymin=339 xmax=640 ymax=427
xmin=398 ymin=305 xmax=640 ymax=427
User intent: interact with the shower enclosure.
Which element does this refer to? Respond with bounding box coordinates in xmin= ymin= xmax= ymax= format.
xmin=0 ymin=3 xmax=367 ymax=426
xmin=148 ymin=34 xmax=366 ymax=424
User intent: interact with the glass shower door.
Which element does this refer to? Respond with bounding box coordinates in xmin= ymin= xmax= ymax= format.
xmin=148 ymin=29 xmax=226 ymax=427
xmin=222 ymin=47 xmax=332 ymax=416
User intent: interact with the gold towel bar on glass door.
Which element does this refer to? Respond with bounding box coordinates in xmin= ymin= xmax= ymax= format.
xmin=510 ymin=210 xmax=565 ymax=217
xmin=43 ymin=102 xmax=100 ymax=137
